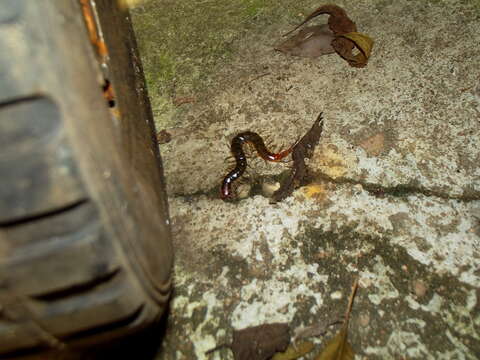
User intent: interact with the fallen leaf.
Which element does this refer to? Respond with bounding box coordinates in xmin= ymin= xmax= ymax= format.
xmin=314 ymin=278 xmax=358 ymax=360
xmin=279 ymin=5 xmax=374 ymax=67
xmin=334 ymin=32 xmax=374 ymax=68
xmin=207 ymin=323 xmax=291 ymax=360
xmin=272 ymin=112 xmax=324 ymax=202
xmin=314 ymin=327 xmax=354 ymax=360
xmin=272 ymin=340 xmax=315 ymax=360
xmin=275 ymin=25 xmax=335 ymax=58
xmin=231 ymin=323 xmax=290 ymax=360
xmin=283 ymin=4 xmax=356 ymax=37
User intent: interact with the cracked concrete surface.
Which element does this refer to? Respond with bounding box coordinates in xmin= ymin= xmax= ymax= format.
xmin=131 ymin=0 xmax=479 ymax=358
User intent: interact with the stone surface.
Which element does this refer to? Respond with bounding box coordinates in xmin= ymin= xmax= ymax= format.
xmin=131 ymin=0 xmax=480 ymax=359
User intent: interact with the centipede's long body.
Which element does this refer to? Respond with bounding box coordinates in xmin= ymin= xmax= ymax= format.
xmin=220 ymin=131 xmax=293 ymax=200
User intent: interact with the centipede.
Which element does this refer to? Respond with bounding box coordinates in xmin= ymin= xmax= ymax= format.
xmin=220 ymin=131 xmax=294 ymax=200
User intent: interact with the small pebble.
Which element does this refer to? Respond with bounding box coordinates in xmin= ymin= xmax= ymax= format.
xmin=359 ymin=277 xmax=372 ymax=288
xmin=330 ymin=290 xmax=343 ymax=300
xmin=359 ymin=313 xmax=370 ymax=327
xmin=413 ymin=280 xmax=427 ymax=298
xmin=262 ymin=181 xmax=280 ymax=197
xmin=237 ymin=183 xmax=251 ymax=199
xmin=315 ymin=250 xmax=329 ymax=259
xmin=353 ymin=184 xmax=363 ymax=193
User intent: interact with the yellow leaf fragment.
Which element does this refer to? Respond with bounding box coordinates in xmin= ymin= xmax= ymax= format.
xmin=337 ymin=32 xmax=374 ymax=67
xmin=302 ymin=183 xmax=327 ymax=200
xmin=315 ymin=278 xmax=359 ymax=360
xmin=272 ymin=341 xmax=315 ymax=360
xmin=314 ymin=327 xmax=354 ymax=360
xmin=117 ymin=0 xmax=146 ymax=10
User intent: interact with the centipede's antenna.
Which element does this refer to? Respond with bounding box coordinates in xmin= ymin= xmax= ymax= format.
xmin=292 ymin=133 xmax=302 ymax=148
xmin=270 ymin=142 xmax=290 ymax=164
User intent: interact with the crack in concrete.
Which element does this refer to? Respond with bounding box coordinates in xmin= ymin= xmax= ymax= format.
xmin=171 ymin=171 xmax=480 ymax=203
xmin=313 ymin=172 xmax=480 ymax=203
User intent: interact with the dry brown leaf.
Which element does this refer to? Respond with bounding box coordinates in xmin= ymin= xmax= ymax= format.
xmin=207 ymin=323 xmax=291 ymax=360
xmin=231 ymin=323 xmax=290 ymax=360
xmin=279 ymin=4 xmax=374 ymax=67
xmin=283 ymin=4 xmax=356 ymax=37
xmin=272 ymin=113 xmax=324 ymax=202
xmin=272 ymin=340 xmax=315 ymax=360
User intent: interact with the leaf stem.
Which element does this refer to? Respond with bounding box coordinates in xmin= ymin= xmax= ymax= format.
xmin=344 ymin=277 xmax=359 ymax=326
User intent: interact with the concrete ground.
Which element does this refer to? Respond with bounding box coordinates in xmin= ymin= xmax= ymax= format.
xmin=131 ymin=0 xmax=480 ymax=359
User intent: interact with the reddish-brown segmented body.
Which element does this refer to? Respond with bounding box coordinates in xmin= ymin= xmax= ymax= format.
xmin=220 ymin=131 xmax=293 ymax=200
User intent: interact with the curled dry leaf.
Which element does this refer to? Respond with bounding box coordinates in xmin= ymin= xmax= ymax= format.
xmin=279 ymin=4 xmax=373 ymax=67
xmin=334 ymin=32 xmax=374 ymax=68
xmin=283 ymin=4 xmax=356 ymax=37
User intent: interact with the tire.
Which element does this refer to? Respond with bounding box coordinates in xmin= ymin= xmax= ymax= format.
xmin=0 ymin=1 xmax=173 ymax=358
